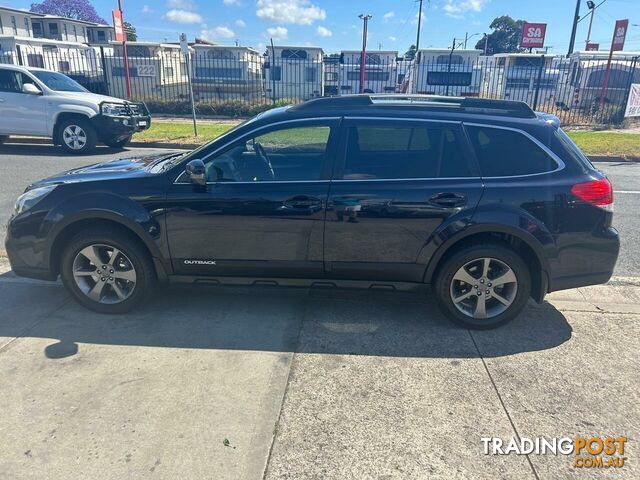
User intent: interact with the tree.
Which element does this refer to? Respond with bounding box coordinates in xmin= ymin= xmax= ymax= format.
xmin=475 ymin=15 xmax=526 ymax=55
xmin=30 ymin=0 xmax=107 ymax=25
xmin=404 ymin=45 xmax=417 ymax=60
xmin=124 ymin=22 xmax=137 ymax=42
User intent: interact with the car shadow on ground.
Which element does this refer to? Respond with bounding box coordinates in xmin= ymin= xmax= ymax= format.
xmin=0 ymin=276 xmax=573 ymax=361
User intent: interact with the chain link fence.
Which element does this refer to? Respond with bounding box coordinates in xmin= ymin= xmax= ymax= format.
xmin=1 ymin=46 xmax=638 ymax=126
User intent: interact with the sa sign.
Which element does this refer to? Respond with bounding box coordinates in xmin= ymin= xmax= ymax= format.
xmin=112 ymin=9 xmax=124 ymax=42
xmin=521 ymin=22 xmax=547 ymax=49
xmin=611 ymin=19 xmax=628 ymax=51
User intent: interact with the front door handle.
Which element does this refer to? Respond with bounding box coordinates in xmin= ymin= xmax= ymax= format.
xmin=0 ymin=98 xmax=5 ymax=103
xmin=429 ymin=192 xmax=467 ymax=208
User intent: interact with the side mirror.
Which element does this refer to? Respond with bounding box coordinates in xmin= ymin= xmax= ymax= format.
xmin=185 ymin=159 xmax=206 ymax=186
xmin=22 ymin=83 xmax=41 ymax=95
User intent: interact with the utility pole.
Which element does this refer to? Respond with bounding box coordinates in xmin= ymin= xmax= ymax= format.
xmin=117 ymin=0 xmax=131 ymax=98
xmin=415 ymin=0 xmax=423 ymax=52
xmin=483 ymin=33 xmax=489 ymax=55
xmin=358 ymin=14 xmax=372 ymax=94
xmin=464 ymin=32 xmax=468 ymax=49
xmin=567 ymin=0 xmax=581 ymax=56
xmin=585 ymin=1 xmax=596 ymax=46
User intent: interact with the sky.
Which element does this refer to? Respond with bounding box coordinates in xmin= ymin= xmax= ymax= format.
xmin=6 ymin=0 xmax=640 ymax=54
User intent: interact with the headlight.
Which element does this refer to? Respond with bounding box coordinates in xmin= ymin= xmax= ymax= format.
xmin=14 ymin=185 xmax=56 ymax=215
xmin=101 ymin=102 xmax=127 ymax=116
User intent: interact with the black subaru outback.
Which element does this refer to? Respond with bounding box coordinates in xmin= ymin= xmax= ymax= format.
xmin=5 ymin=95 xmax=619 ymax=329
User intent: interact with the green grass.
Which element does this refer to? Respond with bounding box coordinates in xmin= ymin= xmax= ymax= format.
xmin=133 ymin=122 xmax=235 ymax=144
xmin=135 ymin=121 xmax=639 ymax=158
xmin=566 ymin=132 xmax=640 ymax=157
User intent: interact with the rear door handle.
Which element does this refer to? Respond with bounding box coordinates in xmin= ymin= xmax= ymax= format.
xmin=283 ymin=195 xmax=323 ymax=209
xmin=0 ymin=99 xmax=5 ymax=103
xmin=429 ymin=192 xmax=467 ymax=208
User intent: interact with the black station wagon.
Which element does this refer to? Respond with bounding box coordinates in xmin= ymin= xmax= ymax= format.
xmin=5 ymin=95 xmax=619 ymax=329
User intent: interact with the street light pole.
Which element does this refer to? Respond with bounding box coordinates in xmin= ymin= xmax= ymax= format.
xmin=567 ymin=0 xmax=581 ymax=56
xmin=483 ymin=33 xmax=489 ymax=55
xmin=415 ymin=0 xmax=423 ymax=51
xmin=358 ymin=14 xmax=372 ymax=94
xmin=586 ymin=0 xmax=596 ymax=46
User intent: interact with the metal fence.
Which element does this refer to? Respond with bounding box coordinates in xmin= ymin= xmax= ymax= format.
xmin=1 ymin=46 xmax=638 ymax=126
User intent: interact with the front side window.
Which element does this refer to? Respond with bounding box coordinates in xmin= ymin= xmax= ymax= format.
xmin=466 ymin=126 xmax=557 ymax=177
xmin=204 ymin=125 xmax=331 ymax=182
xmin=0 ymin=69 xmax=21 ymax=92
xmin=341 ymin=124 xmax=473 ymax=180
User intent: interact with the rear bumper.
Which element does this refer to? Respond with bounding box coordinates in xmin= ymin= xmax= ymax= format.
xmin=548 ymin=226 xmax=619 ymax=292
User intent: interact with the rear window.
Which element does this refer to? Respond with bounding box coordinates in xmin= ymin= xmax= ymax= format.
xmin=466 ymin=125 xmax=558 ymax=177
xmin=553 ymin=128 xmax=594 ymax=171
xmin=342 ymin=125 xmax=473 ymax=180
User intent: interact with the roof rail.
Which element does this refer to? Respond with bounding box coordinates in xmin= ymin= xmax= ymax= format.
xmin=289 ymin=94 xmax=536 ymax=118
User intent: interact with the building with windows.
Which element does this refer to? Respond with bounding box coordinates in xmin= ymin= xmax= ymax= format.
xmin=191 ymin=44 xmax=263 ymax=100
xmin=338 ymin=50 xmax=398 ymax=94
xmin=264 ymin=45 xmax=324 ymax=101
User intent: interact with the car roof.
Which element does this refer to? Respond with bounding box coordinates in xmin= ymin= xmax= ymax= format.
xmin=259 ymin=95 xmax=558 ymax=130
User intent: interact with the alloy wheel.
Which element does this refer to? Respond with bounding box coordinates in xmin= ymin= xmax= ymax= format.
xmin=72 ymin=244 xmax=137 ymax=304
xmin=62 ymin=125 xmax=87 ymax=150
xmin=449 ymin=257 xmax=518 ymax=319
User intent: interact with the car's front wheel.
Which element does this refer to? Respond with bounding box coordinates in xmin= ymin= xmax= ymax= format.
xmin=104 ymin=136 xmax=132 ymax=149
xmin=434 ymin=244 xmax=531 ymax=329
xmin=60 ymin=228 xmax=155 ymax=314
xmin=58 ymin=118 xmax=97 ymax=154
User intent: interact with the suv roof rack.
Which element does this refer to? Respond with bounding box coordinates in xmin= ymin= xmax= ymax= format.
xmin=289 ymin=94 xmax=536 ymax=118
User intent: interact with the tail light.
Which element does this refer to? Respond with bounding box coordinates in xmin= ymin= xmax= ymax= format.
xmin=571 ymin=178 xmax=614 ymax=212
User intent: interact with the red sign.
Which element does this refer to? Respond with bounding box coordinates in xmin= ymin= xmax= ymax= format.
xmin=611 ymin=19 xmax=628 ymax=51
xmin=112 ymin=9 xmax=125 ymax=42
xmin=521 ymin=22 xmax=547 ymax=48
xmin=586 ymin=42 xmax=599 ymax=51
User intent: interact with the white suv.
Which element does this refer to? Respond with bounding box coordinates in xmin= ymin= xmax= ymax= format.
xmin=0 ymin=65 xmax=151 ymax=154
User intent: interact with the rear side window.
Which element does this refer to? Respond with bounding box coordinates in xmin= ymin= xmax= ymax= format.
xmin=466 ymin=126 xmax=557 ymax=177
xmin=342 ymin=125 xmax=473 ymax=180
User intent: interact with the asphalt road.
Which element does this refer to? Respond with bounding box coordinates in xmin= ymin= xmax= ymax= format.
xmin=0 ymin=143 xmax=637 ymax=276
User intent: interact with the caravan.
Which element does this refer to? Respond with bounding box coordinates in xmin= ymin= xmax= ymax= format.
xmin=407 ymin=49 xmax=483 ymax=96
xmin=338 ymin=50 xmax=398 ymax=94
xmin=483 ymin=54 xmax=561 ymax=107
xmin=560 ymin=51 xmax=640 ymax=111
xmin=264 ymin=45 xmax=323 ymax=101
xmin=191 ymin=44 xmax=263 ymax=101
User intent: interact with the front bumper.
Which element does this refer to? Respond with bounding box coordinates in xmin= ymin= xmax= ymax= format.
xmin=92 ymin=102 xmax=151 ymax=141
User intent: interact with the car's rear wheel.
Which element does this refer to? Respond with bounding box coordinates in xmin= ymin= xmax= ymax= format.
xmin=60 ymin=228 xmax=155 ymax=313
xmin=104 ymin=136 xmax=132 ymax=149
xmin=58 ymin=118 xmax=97 ymax=154
xmin=434 ymin=244 xmax=531 ymax=329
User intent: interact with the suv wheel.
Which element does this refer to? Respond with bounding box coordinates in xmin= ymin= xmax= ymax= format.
xmin=104 ymin=136 xmax=132 ymax=149
xmin=60 ymin=228 xmax=155 ymax=314
xmin=58 ymin=118 xmax=97 ymax=154
xmin=434 ymin=244 xmax=531 ymax=329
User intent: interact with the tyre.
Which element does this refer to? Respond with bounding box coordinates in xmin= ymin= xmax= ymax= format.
xmin=60 ymin=227 xmax=156 ymax=314
xmin=434 ymin=244 xmax=531 ymax=329
xmin=104 ymin=136 xmax=132 ymax=149
xmin=58 ymin=117 xmax=97 ymax=154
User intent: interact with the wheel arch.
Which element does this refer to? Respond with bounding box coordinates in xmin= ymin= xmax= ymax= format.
xmin=52 ymin=111 xmax=94 ymax=145
xmin=424 ymin=225 xmax=550 ymax=303
xmin=47 ymin=212 xmax=167 ymax=281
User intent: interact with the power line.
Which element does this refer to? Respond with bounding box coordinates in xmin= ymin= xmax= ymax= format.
xmin=577 ymin=0 xmax=608 ymax=24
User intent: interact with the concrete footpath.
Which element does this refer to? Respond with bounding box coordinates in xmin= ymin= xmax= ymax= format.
xmin=0 ymin=258 xmax=637 ymax=479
